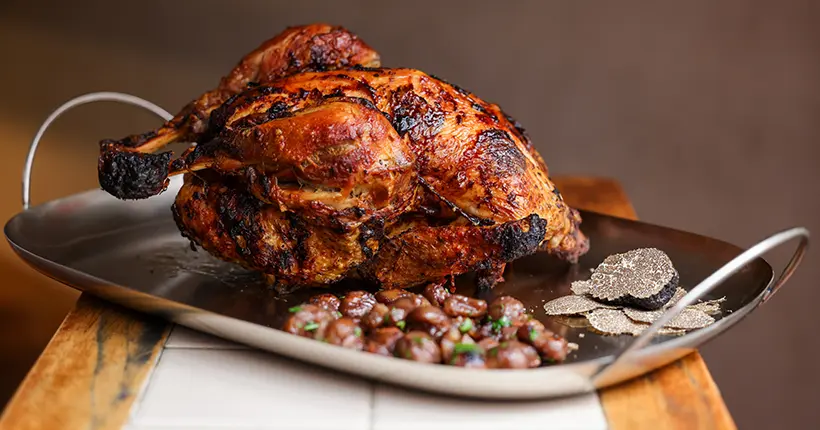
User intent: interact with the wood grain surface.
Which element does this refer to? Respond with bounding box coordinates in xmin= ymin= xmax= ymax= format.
xmin=0 ymin=296 xmax=170 ymax=430
xmin=0 ymin=176 xmax=734 ymax=430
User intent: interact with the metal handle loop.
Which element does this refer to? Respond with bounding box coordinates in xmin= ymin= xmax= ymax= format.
xmin=593 ymin=226 xmax=809 ymax=385
xmin=22 ymin=92 xmax=173 ymax=210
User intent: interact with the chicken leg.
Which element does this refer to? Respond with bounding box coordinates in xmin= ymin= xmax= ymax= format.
xmin=98 ymin=23 xmax=380 ymax=200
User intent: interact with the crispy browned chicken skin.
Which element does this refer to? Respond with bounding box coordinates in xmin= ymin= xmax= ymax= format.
xmin=98 ymin=24 xmax=589 ymax=292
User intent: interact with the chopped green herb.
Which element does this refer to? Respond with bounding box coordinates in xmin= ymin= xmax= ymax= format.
xmin=458 ymin=319 xmax=473 ymax=333
xmin=336 ymin=311 xmax=343 ymax=318
xmin=304 ymin=321 xmax=320 ymax=331
xmin=528 ymin=328 xmax=539 ymax=342
xmin=412 ymin=335 xmax=425 ymax=346
xmin=488 ymin=347 xmax=499 ymax=358
xmin=396 ymin=320 xmax=406 ymax=330
xmin=453 ymin=343 xmax=481 ymax=355
xmin=288 ymin=306 xmax=303 ymax=313
xmin=491 ymin=316 xmax=511 ymax=332
xmin=353 ymin=326 xmax=363 ymax=337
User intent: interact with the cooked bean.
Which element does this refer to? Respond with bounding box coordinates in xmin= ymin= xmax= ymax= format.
xmin=474 ymin=321 xmax=493 ymax=341
xmin=363 ymin=327 xmax=404 ymax=356
xmin=394 ymin=331 xmax=441 ymax=363
xmin=339 ymin=291 xmax=376 ymax=319
xmin=283 ymin=304 xmax=334 ymax=339
xmin=443 ymin=294 xmax=488 ymax=318
xmin=448 ymin=342 xmax=487 ymax=368
xmin=384 ymin=297 xmax=419 ymax=328
xmin=375 ymin=289 xmax=412 ymax=304
xmin=478 ymin=337 xmax=499 ymax=351
xmin=422 ymin=281 xmax=452 ymax=307
xmin=377 ymin=289 xmax=431 ymax=307
xmin=485 ymin=340 xmax=541 ymax=369
xmin=499 ymin=326 xmax=519 ymax=341
xmin=517 ymin=319 xmax=547 ymax=344
xmin=533 ymin=332 xmax=569 ymax=363
xmin=324 ymin=317 xmax=364 ymax=350
xmin=406 ymin=306 xmax=452 ymax=339
xmin=438 ymin=326 xmax=463 ymax=362
xmin=475 ymin=317 xmax=516 ymax=341
xmin=487 ymin=296 xmax=528 ymax=325
xmin=308 ymin=293 xmax=340 ymax=313
xmin=362 ymin=303 xmax=389 ymax=330
xmin=292 ymin=288 xmax=573 ymax=369
xmin=453 ymin=316 xmax=479 ymax=338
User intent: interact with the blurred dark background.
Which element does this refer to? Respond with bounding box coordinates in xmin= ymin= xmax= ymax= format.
xmin=0 ymin=0 xmax=818 ymax=428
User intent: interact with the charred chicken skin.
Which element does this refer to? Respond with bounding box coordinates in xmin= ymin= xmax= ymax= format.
xmin=98 ymin=24 xmax=589 ymax=293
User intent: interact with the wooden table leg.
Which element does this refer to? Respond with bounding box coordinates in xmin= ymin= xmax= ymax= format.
xmin=0 ymin=295 xmax=170 ymax=430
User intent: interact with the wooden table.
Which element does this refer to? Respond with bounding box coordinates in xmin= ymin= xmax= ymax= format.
xmin=0 ymin=177 xmax=736 ymax=430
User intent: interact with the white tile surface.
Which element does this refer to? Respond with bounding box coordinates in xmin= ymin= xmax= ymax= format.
xmin=126 ymin=426 xmax=277 ymax=430
xmin=164 ymin=325 xmax=249 ymax=349
xmin=372 ymin=383 xmax=608 ymax=430
xmin=129 ymin=348 xmax=372 ymax=430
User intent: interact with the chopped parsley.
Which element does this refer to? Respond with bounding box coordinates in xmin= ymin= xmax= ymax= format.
xmin=336 ymin=311 xmax=343 ymax=318
xmin=353 ymin=326 xmax=363 ymax=337
xmin=458 ymin=318 xmax=473 ymax=333
xmin=453 ymin=343 xmax=481 ymax=355
xmin=528 ymin=328 xmax=539 ymax=342
xmin=490 ymin=316 xmax=511 ymax=332
xmin=396 ymin=320 xmax=406 ymax=330
xmin=288 ymin=306 xmax=303 ymax=313
xmin=412 ymin=335 xmax=425 ymax=346
xmin=304 ymin=321 xmax=320 ymax=331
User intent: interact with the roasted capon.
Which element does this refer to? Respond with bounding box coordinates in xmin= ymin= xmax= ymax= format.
xmin=97 ymin=24 xmax=589 ymax=293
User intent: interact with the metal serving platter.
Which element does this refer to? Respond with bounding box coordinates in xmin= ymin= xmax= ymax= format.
xmin=3 ymin=93 xmax=810 ymax=399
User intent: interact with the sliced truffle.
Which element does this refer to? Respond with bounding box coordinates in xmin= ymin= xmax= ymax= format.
xmin=587 ymin=309 xmax=686 ymax=336
xmin=586 ymin=309 xmax=647 ymax=336
xmin=570 ymin=279 xmax=593 ymax=295
xmin=689 ymin=297 xmax=726 ymax=315
xmin=586 ymin=248 xmax=679 ymax=310
xmin=623 ymin=307 xmax=715 ymax=330
xmin=543 ymin=295 xmax=616 ymax=316
xmin=663 ymin=288 xmax=686 ymax=309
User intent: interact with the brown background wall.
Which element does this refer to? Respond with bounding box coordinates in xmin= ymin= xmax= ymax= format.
xmin=0 ymin=1 xmax=818 ymax=428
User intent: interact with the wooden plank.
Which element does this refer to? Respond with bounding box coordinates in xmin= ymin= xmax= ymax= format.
xmin=553 ymin=176 xmax=736 ymax=430
xmin=0 ymin=295 xmax=170 ymax=430
xmin=1 ymin=176 xmax=733 ymax=430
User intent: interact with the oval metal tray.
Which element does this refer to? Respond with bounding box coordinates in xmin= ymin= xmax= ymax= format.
xmin=3 ymin=92 xmax=809 ymax=399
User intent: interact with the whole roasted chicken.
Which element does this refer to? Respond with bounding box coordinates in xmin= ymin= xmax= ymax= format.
xmin=98 ymin=24 xmax=589 ymax=293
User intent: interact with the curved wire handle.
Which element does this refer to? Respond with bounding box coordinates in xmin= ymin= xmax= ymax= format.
xmin=22 ymin=92 xmax=173 ymax=210
xmin=592 ymin=226 xmax=810 ymax=385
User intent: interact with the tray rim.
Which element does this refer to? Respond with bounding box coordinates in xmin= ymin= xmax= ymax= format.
xmin=3 ymin=183 xmax=792 ymax=400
